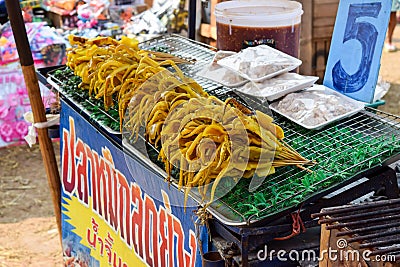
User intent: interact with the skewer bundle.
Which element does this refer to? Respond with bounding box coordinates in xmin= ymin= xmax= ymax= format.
xmin=124 ymin=71 xmax=313 ymax=205
xmin=66 ymin=35 xmax=189 ymax=131
xmin=66 ymin=35 xmax=314 ymax=205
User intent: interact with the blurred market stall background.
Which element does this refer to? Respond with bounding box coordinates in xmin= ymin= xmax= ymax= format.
xmin=0 ymin=0 xmax=399 ymax=148
xmin=0 ymin=0 xmax=399 ymax=266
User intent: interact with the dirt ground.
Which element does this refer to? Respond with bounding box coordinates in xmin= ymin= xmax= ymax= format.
xmin=378 ymin=34 xmax=400 ymax=115
xmin=0 ymin=26 xmax=400 ymax=266
xmin=0 ymin=143 xmax=63 ymax=266
xmin=0 ymin=144 xmax=60 ymax=224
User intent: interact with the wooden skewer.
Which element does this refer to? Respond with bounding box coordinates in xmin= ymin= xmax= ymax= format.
xmin=145 ymin=51 xmax=193 ymax=64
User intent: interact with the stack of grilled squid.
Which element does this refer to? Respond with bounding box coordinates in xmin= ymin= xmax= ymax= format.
xmin=66 ymin=35 xmax=314 ymax=205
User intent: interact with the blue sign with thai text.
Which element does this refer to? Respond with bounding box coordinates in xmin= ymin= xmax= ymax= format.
xmin=59 ymin=100 xmax=207 ymax=267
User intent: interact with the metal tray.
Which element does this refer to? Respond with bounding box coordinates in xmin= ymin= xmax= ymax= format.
xmin=270 ymin=85 xmax=366 ymax=130
xmin=234 ymin=73 xmax=318 ymax=101
xmin=38 ymin=35 xmax=400 ymax=227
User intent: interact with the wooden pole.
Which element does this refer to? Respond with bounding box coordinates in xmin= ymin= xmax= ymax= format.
xmin=5 ymin=0 xmax=62 ymax=239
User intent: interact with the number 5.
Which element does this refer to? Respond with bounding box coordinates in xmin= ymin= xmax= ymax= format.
xmin=332 ymin=3 xmax=381 ymax=93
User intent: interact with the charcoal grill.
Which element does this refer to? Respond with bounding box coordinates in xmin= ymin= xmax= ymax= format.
xmin=39 ymin=34 xmax=400 ymax=266
xmin=312 ymin=199 xmax=400 ymax=264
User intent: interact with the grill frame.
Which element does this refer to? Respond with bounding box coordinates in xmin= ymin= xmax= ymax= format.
xmin=313 ymin=199 xmax=400 ymax=264
xmin=211 ymin=107 xmax=400 ymax=225
xmin=43 ymin=34 xmax=400 ymax=227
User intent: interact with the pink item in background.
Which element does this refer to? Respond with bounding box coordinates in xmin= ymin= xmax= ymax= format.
xmin=0 ymin=107 xmax=16 ymax=121
xmin=0 ymin=106 xmax=9 ymax=119
xmin=15 ymin=121 xmax=29 ymax=138
xmin=19 ymin=91 xmax=31 ymax=106
xmin=0 ymin=123 xmax=13 ymax=142
xmin=8 ymin=93 xmax=19 ymax=107
xmin=0 ymin=64 xmax=56 ymax=147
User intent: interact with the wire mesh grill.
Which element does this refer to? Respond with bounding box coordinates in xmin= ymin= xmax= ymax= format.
xmin=136 ymin=35 xmax=400 ymax=225
xmin=216 ymin=108 xmax=400 ymax=223
xmin=139 ymin=34 xmax=223 ymax=91
xmin=47 ymin=67 xmax=121 ymax=133
xmin=49 ymin=34 xmax=400 ymax=226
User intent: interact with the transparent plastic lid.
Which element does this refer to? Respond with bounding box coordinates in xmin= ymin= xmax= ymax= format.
xmin=215 ymin=0 xmax=303 ymax=26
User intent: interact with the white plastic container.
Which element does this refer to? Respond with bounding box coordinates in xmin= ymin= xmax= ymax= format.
xmin=270 ymin=85 xmax=365 ymax=130
xmin=217 ymin=45 xmax=302 ymax=82
xmin=214 ymin=0 xmax=303 ymax=58
xmin=236 ymin=73 xmax=319 ymax=101
xmin=196 ymin=51 xmax=248 ymax=88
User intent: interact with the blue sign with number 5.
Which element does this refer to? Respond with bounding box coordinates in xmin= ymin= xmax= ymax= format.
xmin=323 ymin=0 xmax=392 ymax=103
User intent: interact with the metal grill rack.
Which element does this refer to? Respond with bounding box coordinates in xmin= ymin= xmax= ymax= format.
xmin=210 ymin=107 xmax=400 ymax=225
xmin=46 ymin=68 xmax=121 ymax=135
xmin=139 ymin=34 xmax=223 ymax=90
xmin=44 ymin=34 xmax=400 ymax=228
xmin=172 ymin=87 xmax=394 ymax=225
xmin=313 ymin=199 xmax=400 ymax=264
xmin=46 ymin=34 xmax=223 ymax=135
xmin=136 ymin=35 xmax=400 ymax=226
xmin=210 ymin=168 xmax=400 ymax=266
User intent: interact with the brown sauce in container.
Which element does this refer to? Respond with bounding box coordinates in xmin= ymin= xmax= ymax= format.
xmin=216 ymin=22 xmax=301 ymax=58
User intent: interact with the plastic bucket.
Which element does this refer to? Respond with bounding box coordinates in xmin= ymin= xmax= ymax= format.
xmin=215 ymin=0 xmax=303 ymax=58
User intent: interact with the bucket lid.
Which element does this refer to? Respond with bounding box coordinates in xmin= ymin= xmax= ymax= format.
xmin=215 ymin=0 xmax=303 ymax=22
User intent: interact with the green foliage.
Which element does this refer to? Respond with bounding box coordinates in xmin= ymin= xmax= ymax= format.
xmin=53 ymin=68 xmax=120 ymax=132
xmin=221 ymin=126 xmax=400 ymax=220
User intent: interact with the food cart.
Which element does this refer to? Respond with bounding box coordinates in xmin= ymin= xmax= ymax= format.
xmin=36 ymin=0 xmax=400 ymax=266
